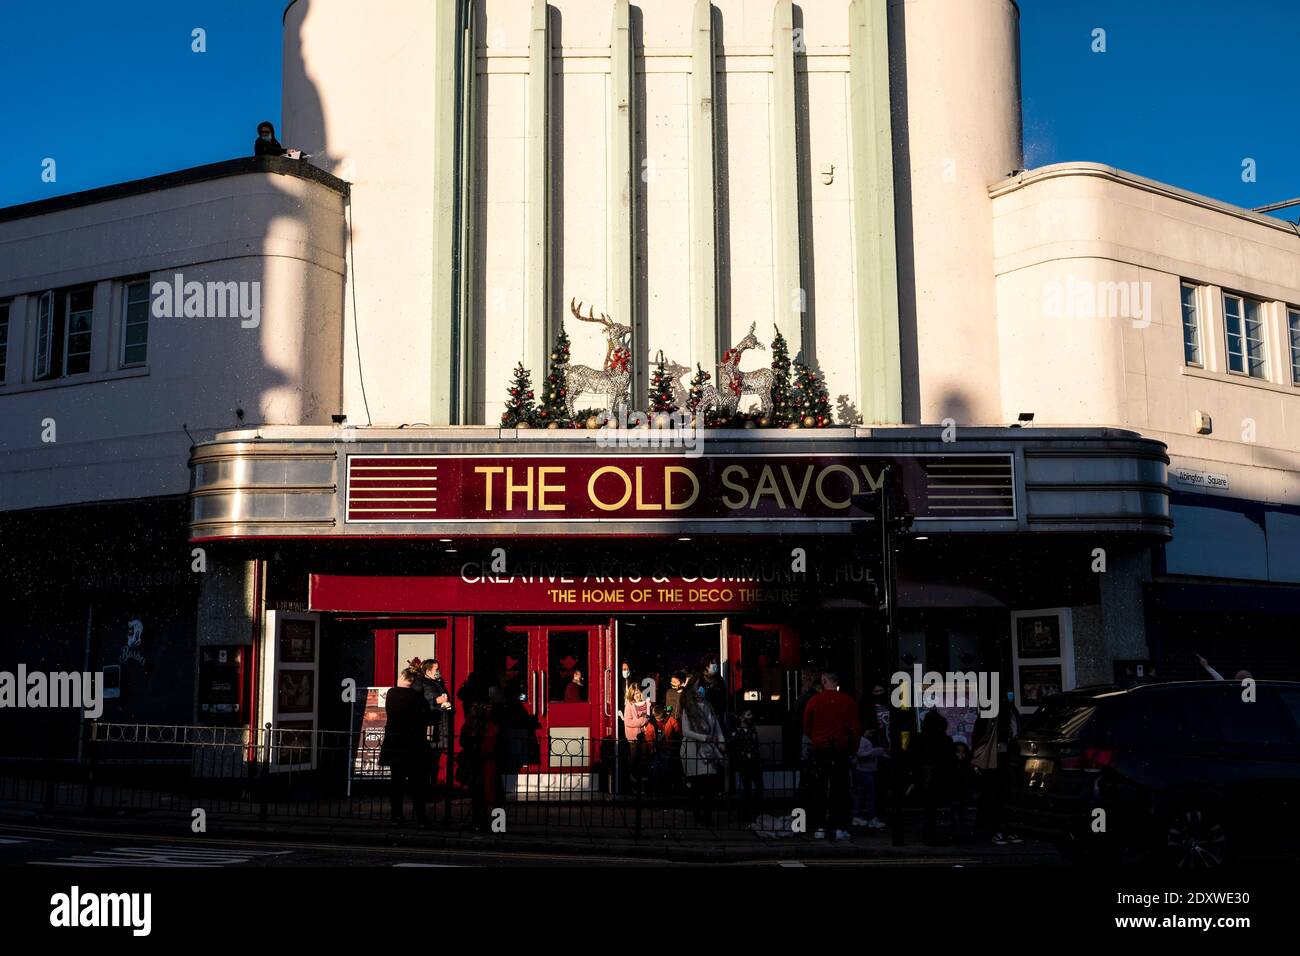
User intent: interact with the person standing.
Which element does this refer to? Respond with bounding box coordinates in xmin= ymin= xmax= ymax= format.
xmin=915 ymin=709 xmax=955 ymax=845
xmin=851 ymin=710 xmax=888 ymax=830
xmin=802 ymin=672 xmax=860 ymax=840
xmin=680 ymin=682 xmax=727 ymax=824
xmin=664 ymin=671 xmax=687 ymax=719
xmin=379 ymin=663 xmax=433 ymax=826
xmin=699 ymin=654 xmax=728 ymax=727
xmin=624 ymin=682 xmax=651 ymax=790
xmin=729 ymin=708 xmax=764 ymax=823
xmin=416 ymin=659 xmax=453 ymax=787
xmin=972 ymin=689 xmax=1024 ymax=846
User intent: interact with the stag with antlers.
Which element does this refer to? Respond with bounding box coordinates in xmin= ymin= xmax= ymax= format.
xmin=564 ymin=298 xmax=633 ymax=417
xmin=715 ymin=323 xmax=774 ymax=417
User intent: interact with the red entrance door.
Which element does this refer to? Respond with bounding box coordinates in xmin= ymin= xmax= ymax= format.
xmin=469 ymin=622 xmax=606 ymax=775
xmin=728 ymin=623 xmax=801 ymax=766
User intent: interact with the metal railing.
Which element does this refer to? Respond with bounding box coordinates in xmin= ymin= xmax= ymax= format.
xmin=0 ymin=722 xmax=974 ymax=839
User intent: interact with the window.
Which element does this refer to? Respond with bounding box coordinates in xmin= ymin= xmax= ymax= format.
xmin=121 ymin=280 xmax=150 ymax=367
xmin=64 ymin=288 xmax=93 ymax=375
xmin=1289 ymin=308 xmax=1300 ymax=386
xmin=1223 ymin=293 xmax=1266 ymax=378
xmin=1180 ymin=283 xmax=1202 ymax=366
xmin=33 ymin=286 xmax=94 ymax=380
xmin=35 ymin=291 xmax=52 ymax=379
xmin=0 ymin=301 xmax=9 ymax=383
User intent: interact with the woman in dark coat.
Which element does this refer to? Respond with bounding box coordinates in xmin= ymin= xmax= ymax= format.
xmin=380 ymin=664 xmax=433 ymax=825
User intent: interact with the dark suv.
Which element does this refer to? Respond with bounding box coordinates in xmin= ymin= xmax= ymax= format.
xmin=1005 ymin=681 xmax=1300 ymax=866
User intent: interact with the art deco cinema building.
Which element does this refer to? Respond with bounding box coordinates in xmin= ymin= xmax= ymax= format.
xmin=2 ymin=1 xmax=1297 ymax=773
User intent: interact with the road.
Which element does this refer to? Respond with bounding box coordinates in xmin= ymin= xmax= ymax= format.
xmin=0 ymin=822 xmax=1061 ymax=867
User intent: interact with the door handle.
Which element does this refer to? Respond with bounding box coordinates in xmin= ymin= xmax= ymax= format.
xmin=531 ymin=670 xmax=538 ymax=714
xmin=604 ymin=668 xmax=612 ymax=717
xmin=540 ymin=670 xmax=547 ymax=717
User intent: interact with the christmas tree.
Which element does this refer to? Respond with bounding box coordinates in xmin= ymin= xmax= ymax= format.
xmin=500 ymin=362 xmax=538 ymax=428
xmin=791 ymin=352 xmax=833 ymax=428
xmin=686 ymin=363 xmax=712 ymax=414
xmin=537 ymin=327 xmax=572 ymax=427
xmin=769 ymin=325 xmax=794 ymax=426
xmin=649 ymin=353 xmax=677 ymax=414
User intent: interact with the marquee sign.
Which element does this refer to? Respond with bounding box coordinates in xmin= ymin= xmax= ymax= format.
xmin=344 ymin=453 xmax=1014 ymax=524
xmin=312 ymin=573 xmax=833 ymax=613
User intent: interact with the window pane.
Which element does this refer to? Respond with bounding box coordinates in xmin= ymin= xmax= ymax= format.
xmin=0 ymin=303 xmax=8 ymax=381
xmin=1224 ymin=295 xmax=1245 ymax=373
xmin=123 ymin=281 xmax=149 ymax=366
xmin=1180 ymin=284 xmax=1201 ymax=365
xmin=65 ymin=351 xmax=90 ymax=375
xmin=1289 ymin=310 xmax=1300 ymax=385
xmin=1243 ymin=300 xmax=1266 ymax=378
xmin=69 ymin=288 xmax=93 ymax=313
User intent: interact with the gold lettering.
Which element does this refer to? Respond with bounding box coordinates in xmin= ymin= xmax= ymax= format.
xmin=720 ymin=465 xmax=749 ymax=510
xmin=815 ymin=463 xmax=858 ymax=509
xmin=858 ymin=464 xmax=885 ymax=492
xmin=749 ymin=465 xmax=787 ymax=510
xmin=589 ymin=466 xmax=633 ymax=511
xmin=665 ymin=466 xmax=700 ymax=511
xmin=504 ymin=466 xmax=534 ymax=510
xmin=781 ymin=465 xmax=815 ymax=509
xmin=474 ymin=466 xmax=504 ymax=510
xmin=537 ymin=466 xmax=565 ymax=511
xmin=634 ymin=466 xmax=661 ymax=511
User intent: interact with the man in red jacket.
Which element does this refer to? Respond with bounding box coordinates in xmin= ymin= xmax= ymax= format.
xmin=802 ymin=672 xmax=861 ymax=839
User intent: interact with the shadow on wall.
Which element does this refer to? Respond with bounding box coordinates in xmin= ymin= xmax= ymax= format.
xmin=887 ymin=0 xmax=921 ymax=424
xmin=280 ymin=0 xmax=353 ymax=426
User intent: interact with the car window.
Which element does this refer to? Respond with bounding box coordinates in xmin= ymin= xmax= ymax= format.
xmin=1278 ymin=690 xmax=1300 ymax=738
xmin=1106 ymin=689 xmax=1222 ymax=750
xmin=1022 ymin=701 xmax=1096 ymax=739
xmin=1211 ymin=686 xmax=1292 ymax=748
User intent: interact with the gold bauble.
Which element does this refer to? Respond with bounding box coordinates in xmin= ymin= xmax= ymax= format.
xmin=803 ymin=415 xmax=816 ymax=427
xmin=586 ymin=415 xmax=601 ymax=429
xmin=547 ymin=422 xmax=560 ymax=430
xmin=517 ymin=421 xmax=532 ymax=429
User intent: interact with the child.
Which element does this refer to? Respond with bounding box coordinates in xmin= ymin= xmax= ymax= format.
xmin=951 ymin=740 xmax=973 ymax=842
xmin=729 ymin=709 xmax=764 ymax=822
xmin=851 ymin=722 xmax=888 ymax=830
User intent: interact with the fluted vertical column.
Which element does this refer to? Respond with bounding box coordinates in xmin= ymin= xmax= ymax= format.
xmin=608 ymin=0 xmax=639 ymax=402
xmin=525 ymin=0 xmax=552 ymax=379
xmin=689 ymin=0 xmax=718 ymax=370
xmin=771 ymin=0 xmax=803 ymax=349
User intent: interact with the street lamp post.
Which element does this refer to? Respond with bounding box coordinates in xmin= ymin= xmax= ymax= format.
xmin=854 ymin=466 xmax=913 ymax=846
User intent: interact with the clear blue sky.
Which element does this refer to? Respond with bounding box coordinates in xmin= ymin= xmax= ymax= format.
xmin=1 ymin=0 xmax=1297 ymax=216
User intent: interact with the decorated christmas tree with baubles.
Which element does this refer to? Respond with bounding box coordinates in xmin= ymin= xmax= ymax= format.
xmin=649 ymin=352 xmax=678 ymax=416
xmin=537 ymin=327 xmax=572 ymax=428
xmin=791 ymin=352 xmax=833 ymax=428
xmin=769 ymin=325 xmax=794 ymax=426
xmin=501 ymin=361 xmax=538 ymax=428
xmin=686 ymin=363 xmax=712 ymax=416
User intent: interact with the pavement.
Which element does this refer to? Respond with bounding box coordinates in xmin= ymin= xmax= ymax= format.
xmin=0 ymin=798 xmax=1063 ymax=865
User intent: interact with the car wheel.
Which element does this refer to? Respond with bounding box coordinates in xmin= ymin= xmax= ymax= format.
xmin=1161 ymin=804 xmax=1227 ymax=868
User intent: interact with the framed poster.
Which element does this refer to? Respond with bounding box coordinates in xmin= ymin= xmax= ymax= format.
xmin=1018 ymin=665 xmax=1063 ymax=705
xmin=274 ymin=720 xmax=316 ymax=766
xmin=1016 ymin=615 xmax=1061 ymax=659
xmin=1009 ymin=608 xmax=1074 ymax=714
xmin=279 ymin=620 xmax=317 ymax=663
xmin=260 ymin=611 xmax=321 ymax=772
xmin=277 ymin=669 xmax=315 ymax=713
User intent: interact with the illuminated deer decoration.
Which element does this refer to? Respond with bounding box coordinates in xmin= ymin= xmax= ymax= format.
xmin=715 ymin=323 xmax=773 ymax=417
xmin=564 ymin=298 xmax=632 ymax=417
xmin=663 ymin=358 xmax=693 ymax=410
